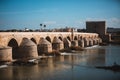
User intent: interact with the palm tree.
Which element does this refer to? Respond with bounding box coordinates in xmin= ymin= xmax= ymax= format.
xmin=43 ymin=25 xmax=46 ymax=28
xmin=43 ymin=25 xmax=46 ymax=31
xmin=40 ymin=24 xmax=42 ymax=26
xmin=40 ymin=24 xmax=47 ymax=31
xmin=40 ymin=24 xmax=43 ymax=31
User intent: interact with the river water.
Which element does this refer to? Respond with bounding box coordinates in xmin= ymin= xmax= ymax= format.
xmin=0 ymin=44 xmax=120 ymax=80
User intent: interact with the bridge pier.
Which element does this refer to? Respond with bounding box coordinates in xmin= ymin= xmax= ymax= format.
xmin=18 ymin=38 xmax=38 ymax=59
xmin=89 ymin=38 xmax=93 ymax=46
xmin=0 ymin=46 xmax=12 ymax=62
xmin=96 ymin=38 xmax=99 ymax=45
xmin=93 ymin=39 xmax=97 ymax=45
xmin=98 ymin=38 xmax=102 ymax=44
xmin=96 ymin=37 xmax=102 ymax=44
xmin=84 ymin=38 xmax=89 ymax=47
xmin=37 ymin=38 xmax=52 ymax=55
xmin=63 ymin=38 xmax=71 ymax=49
xmin=71 ymin=40 xmax=78 ymax=47
xmin=52 ymin=37 xmax=64 ymax=51
xmin=78 ymin=39 xmax=84 ymax=48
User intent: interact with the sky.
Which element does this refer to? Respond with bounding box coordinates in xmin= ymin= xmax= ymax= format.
xmin=0 ymin=0 xmax=120 ymax=30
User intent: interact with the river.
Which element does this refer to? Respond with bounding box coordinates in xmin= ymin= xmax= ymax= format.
xmin=0 ymin=44 xmax=120 ymax=80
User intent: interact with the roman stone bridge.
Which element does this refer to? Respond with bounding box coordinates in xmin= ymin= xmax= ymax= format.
xmin=0 ymin=32 xmax=99 ymax=46
xmin=0 ymin=32 xmax=102 ymax=62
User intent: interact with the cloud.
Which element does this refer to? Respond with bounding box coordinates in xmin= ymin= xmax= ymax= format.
xmin=0 ymin=8 xmax=58 ymax=15
xmin=75 ymin=18 xmax=107 ymax=25
xmin=0 ymin=10 xmax=42 ymax=15
xmin=75 ymin=17 xmax=120 ymax=28
xmin=106 ymin=17 xmax=120 ymax=28
xmin=85 ymin=17 xmax=120 ymax=23
xmin=108 ymin=18 xmax=120 ymax=23
xmin=43 ymin=21 xmax=56 ymax=25
xmin=86 ymin=18 xmax=107 ymax=21
xmin=75 ymin=20 xmax=84 ymax=24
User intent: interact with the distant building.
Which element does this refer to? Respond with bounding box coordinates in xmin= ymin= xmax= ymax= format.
xmin=107 ymin=28 xmax=120 ymax=42
xmin=25 ymin=28 xmax=29 ymax=32
xmin=107 ymin=28 xmax=120 ymax=33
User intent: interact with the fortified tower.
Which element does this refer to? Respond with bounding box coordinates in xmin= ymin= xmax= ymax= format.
xmin=86 ymin=21 xmax=106 ymax=35
xmin=86 ymin=21 xmax=111 ymax=42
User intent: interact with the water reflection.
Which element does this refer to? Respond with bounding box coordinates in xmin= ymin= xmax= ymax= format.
xmin=12 ymin=65 xmax=39 ymax=80
xmin=0 ymin=45 xmax=120 ymax=80
xmin=0 ymin=67 xmax=13 ymax=80
xmin=106 ymin=45 xmax=120 ymax=66
xmin=85 ymin=48 xmax=105 ymax=66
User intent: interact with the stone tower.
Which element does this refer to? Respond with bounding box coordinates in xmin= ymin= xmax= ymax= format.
xmin=86 ymin=21 xmax=106 ymax=35
xmin=86 ymin=21 xmax=111 ymax=42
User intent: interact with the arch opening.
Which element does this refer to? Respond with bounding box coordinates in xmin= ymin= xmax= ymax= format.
xmin=67 ymin=36 xmax=71 ymax=41
xmin=46 ymin=36 xmax=51 ymax=42
xmin=59 ymin=36 xmax=63 ymax=41
xmin=31 ymin=38 xmax=37 ymax=44
xmin=80 ymin=36 xmax=83 ymax=39
xmin=74 ymin=36 xmax=78 ymax=40
xmin=8 ymin=38 xmax=19 ymax=59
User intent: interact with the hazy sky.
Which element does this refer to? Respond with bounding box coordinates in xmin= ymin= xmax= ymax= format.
xmin=0 ymin=0 xmax=120 ymax=30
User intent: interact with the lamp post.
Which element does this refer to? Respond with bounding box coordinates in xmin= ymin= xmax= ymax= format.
xmin=71 ymin=28 xmax=74 ymax=41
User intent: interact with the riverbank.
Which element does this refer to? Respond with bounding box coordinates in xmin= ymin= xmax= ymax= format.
xmin=110 ymin=40 xmax=120 ymax=45
xmin=96 ymin=63 xmax=120 ymax=72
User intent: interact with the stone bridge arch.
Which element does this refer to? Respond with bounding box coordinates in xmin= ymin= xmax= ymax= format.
xmin=67 ymin=36 xmax=71 ymax=41
xmin=31 ymin=38 xmax=37 ymax=44
xmin=6 ymin=36 xmax=21 ymax=46
xmin=74 ymin=36 xmax=78 ymax=40
xmin=58 ymin=36 xmax=63 ymax=41
xmin=8 ymin=38 xmax=19 ymax=48
xmin=78 ymin=35 xmax=83 ymax=40
xmin=8 ymin=38 xmax=19 ymax=59
xmin=46 ymin=36 xmax=51 ymax=43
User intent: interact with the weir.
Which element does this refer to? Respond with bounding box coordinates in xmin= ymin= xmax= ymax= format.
xmin=0 ymin=32 xmax=102 ymax=62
